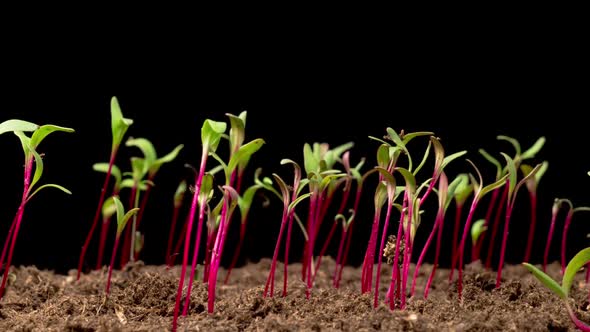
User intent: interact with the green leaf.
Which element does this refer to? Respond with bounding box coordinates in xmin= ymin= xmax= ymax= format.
xmin=237 ymin=184 xmax=262 ymax=222
xmin=30 ymin=124 xmax=74 ymax=149
xmin=27 ymin=140 xmax=44 ymax=192
xmin=437 ymin=172 xmax=449 ymax=210
xmin=93 ymin=163 xmax=122 ymax=190
xmin=497 ymin=135 xmax=521 ymax=157
xmin=413 ymin=140 xmax=432 ymax=177
xmin=402 ymin=131 xmax=435 ymax=144
xmin=209 ymin=151 xmax=228 ymax=176
xmin=13 ymin=131 xmax=32 ymax=160
xmin=521 ymin=136 xmax=546 ymax=160
xmin=201 ymin=119 xmax=227 ymax=153
xmin=501 ymin=153 xmax=517 ymax=199
xmin=563 ymin=247 xmax=590 ymax=297
xmin=26 ymin=183 xmax=72 ymax=202
xmin=368 ymin=136 xmax=390 ymax=145
xmin=471 ymin=219 xmax=487 ymax=245
xmin=120 ymin=178 xmax=135 ymax=189
xmin=303 ymin=143 xmax=318 ymax=175
xmin=151 ymin=144 xmax=184 ymax=175
xmin=125 ymin=137 xmax=157 ymax=169
xmin=111 ymin=195 xmax=140 ymax=236
xmin=226 ymin=113 xmax=246 ymax=152
xmin=272 ymin=174 xmax=290 ymax=205
xmin=226 ymin=139 xmax=265 ymax=183
xmin=102 ymin=196 xmax=117 ymax=220
xmin=447 ymin=174 xmax=468 ymax=210
xmin=0 ymin=119 xmax=38 ymax=135
xmin=288 ymin=192 xmax=312 ymax=212
xmin=110 ymin=97 xmax=134 ymax=151
xmin=479 ymin=149 xmax=503 ymax=179
xmin=131 ymin=157 xmax=148 ymax=180
xmin=535 ymin=161 xmax=549 ymax=184
xmin=394 ymin=167 xmax=416 ymax=194
xmin=174 ymin=180 xmax=187 ymax=207
xmin=374 ymin=182 xmax=388 ymax=210
xmin=199 ymin=173 xmax=214 ymax=203
xmin=510 ymin=163 xmax=542 ymax=208
xmin=324 ymin=142 xmax=354 ymax=169
xmin=430 ymin=137 xmax=444 ymax=173
xmin=480 ymin=174 xmax=509 ymax=200
xmin=522 ymin=263 xmax=566 ymax=299
xmin=442 ymin=150 xmax=468 ymax=170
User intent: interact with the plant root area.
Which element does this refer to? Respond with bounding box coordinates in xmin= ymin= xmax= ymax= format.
xmin=0 ymin=258 xmax=588 ymax=331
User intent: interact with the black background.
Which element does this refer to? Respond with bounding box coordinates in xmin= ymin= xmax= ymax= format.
xmin=0 ymin=22 xmax=588 ymax=275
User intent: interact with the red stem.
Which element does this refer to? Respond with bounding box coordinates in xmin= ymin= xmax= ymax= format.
xmin=282 ymin=212 xmax=295 ymax=297
xmin=411 ymin=207 xmax=443 ymax=297
xmin=312 ymin=220 xmax=337 ymax=286
xmin=567 ymin=303 xmax=590 ymax=331
xmin=485 ymin=183 xmax=509 ymax=269
xmin=400 ymin=192 xmax=414 ymax=310
xmin=334 ymin=185 xmax=362 ymax=288
xmin=0 ymin=215 xmax=18 ymax=274
xmin=386 ymin=193 xmax=408 ymax=309
xmin=374 ymin=200 xmax=393 ymax=308
xmin=264 ymin=207 xmax=289 ymax=298
xmin=96 ymin=216 xmax=111 ymax=270
xmin=168 ymin=214 xmax=189 ymax=267
xmin=77 ymin=151 xmax=117 ymax=281
xmin=361 ymin=209 xmax=382 ymax=293
xmin=105 ymin=235 xmax=122 ymax=294
xmin=119 ymin=185 xmax=137 ymax=269
xmin=207 ymin=193 xmax=232 ymax=313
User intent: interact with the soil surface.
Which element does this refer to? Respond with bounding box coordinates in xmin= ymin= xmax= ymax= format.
xmin=0 ymin=258 xmax=588 ymax=331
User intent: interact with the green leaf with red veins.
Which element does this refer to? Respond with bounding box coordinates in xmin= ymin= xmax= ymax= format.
xmin=0 ymin=119 xmax=38 ymax=135
xmin=562 ymin=247 xmax=590 ymax=297
xmin=201 ymin=119 xmax=227 ymax=153
xmin=523 ymin=263 xmax=566 ymax=299
xmin=110 ymin=97 xmax=134 ymax=152
xmin=497 ymin=135 xmax=521 ymax=157
xmin=521 ymin=136 xmax=546 ymax=160
xmin=479 ymin=149 xmax=503 ymax=179
xmin=30 ymin=124 xmax=75 ymax=149
xmin=470 ymin=219 xmax=487 ymax=245
xmin=93 ymin=163 xmax=122 ymax=191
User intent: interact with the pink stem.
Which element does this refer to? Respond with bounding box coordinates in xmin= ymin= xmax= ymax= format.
xmin=207 ymin=192 xmax=232 ymax=313
xmin=264 ymin=207 xmax=289 ymax=298
xmin=0 ymin=215 xmax=18 ymax=273
xmin=335 ymin=185 xmax=363 ymax=288
xmin=282 ymin=212 xmax=295 ymax=297
xmin=203 ymin=229 xmax=216 ymax=283
xmin=387 ymin=193 xmax=408 ymax=309
xmin=78 ymin=151 xmax=117 ymax=281
xmin=567 ymin=303 xmax=590 ymax=331
xmin=168 ymin=215 xmax=189 ymax=268
xmin=172 ymin=148 xmax=208 ymax=332
xmin=374 ymin=200 xmax=393 ymax=308
xmin=411 ymin=207 xmax=443 ymax=297
xmin=523 ymin=191 xmax=537 ymax=263
xmin=312 ymin=220 xmax=338 ymax=286
xmin=96 ymin=217 xmax=111 ymax=270
xmin=361 ymin=209 xmax=382 ymax=293
xmin=400 ymin=193 xmax=414 ymax=310
xmin=182 ymin=201 xmax=206 ymax=316
xmin=424 ymin=210 xmax=445 ymax=299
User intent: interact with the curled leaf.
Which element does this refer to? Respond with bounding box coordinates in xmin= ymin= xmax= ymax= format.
xmin=0 ymin=119 xmax=38 ymax=135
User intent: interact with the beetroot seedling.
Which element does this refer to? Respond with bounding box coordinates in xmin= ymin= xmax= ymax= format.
xmin=165 ymin=180 xmax=187 ymax=267
xmin=0 ymin=124 xmax=73 ymax=298
xmin=104 ymin=196 xmax=139 ymax=294
xmin=448 ymin=174 xmax=472 ymax=281
xmin=92 ymin=163 xmax=122 ymax=269
xmin=521 ymin=161 xmax=548 ymax=262
xmin=524 ymin=247 xmax=590 ymax=331
xmin=78 ymin=97 xmax=133 ymax=280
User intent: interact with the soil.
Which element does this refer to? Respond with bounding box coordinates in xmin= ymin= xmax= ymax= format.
xmin=0 ymin=258 xmax=588 ymax=331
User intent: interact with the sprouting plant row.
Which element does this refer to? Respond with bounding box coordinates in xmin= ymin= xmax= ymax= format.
xmin=2 ymin=98 xmax=590 ymax=331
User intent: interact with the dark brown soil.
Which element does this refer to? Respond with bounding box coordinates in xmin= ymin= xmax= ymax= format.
xmin=0 ymin=258 xmax=588 ymax=331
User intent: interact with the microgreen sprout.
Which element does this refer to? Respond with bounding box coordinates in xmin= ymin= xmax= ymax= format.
xmin=524 ymin=247 xmax=590 ymax=331
xmin=448 ymin=174 xmax=473 ymax=281
xmin=543 ymin=199 xmax=567 ymax=272
xmin=0 ymin=123 xmax=73 ymax=298
xmin=104 ymin=196 xmax=139 ymax=294
xmin=521 ymin=161 xmax=548 ymax=262
xmin=557 ymin=200 xmax=590 ymax=274
xmin=78 ymin=97 xmax=133 ymax=280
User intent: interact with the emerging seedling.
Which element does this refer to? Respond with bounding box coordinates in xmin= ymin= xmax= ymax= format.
xmin=521 ymin=161 xmax=548 ymax=262
xmin=0 ymin=123 xmax=73 ymax=298
xmin=105 ymin=196 xmax=139 ymax=294
xmin=78 ymin=97 xmax=133 ymax=280
xmin=524 ymin=247 xmax=590 ymax=331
